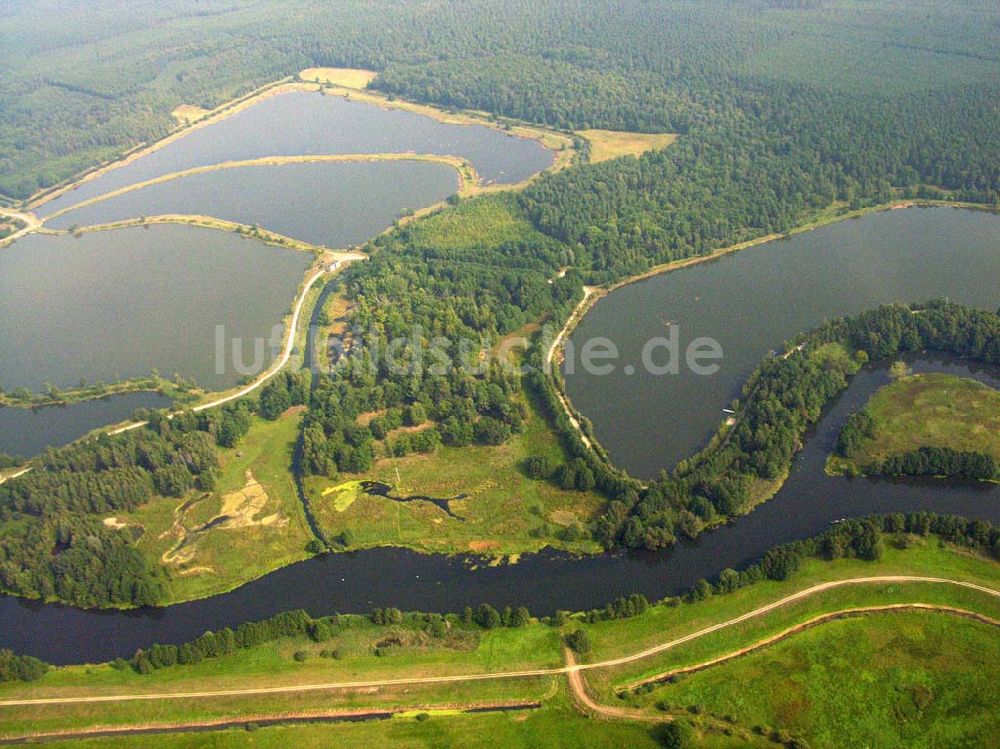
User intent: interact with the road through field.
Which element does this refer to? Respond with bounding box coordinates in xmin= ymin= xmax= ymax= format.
xmin=2 ymin=575 xmax=996 ymax=709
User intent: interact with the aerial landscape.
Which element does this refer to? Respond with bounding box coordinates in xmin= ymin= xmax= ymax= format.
xmin=0 ymin=1 xmax=998 ymax=746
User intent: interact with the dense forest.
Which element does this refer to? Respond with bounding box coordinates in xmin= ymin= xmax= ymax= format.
xmin=2 ymin=1 xmax=1000 ymax=604
xmin=2 ymin=0 xmax=998 ymax=205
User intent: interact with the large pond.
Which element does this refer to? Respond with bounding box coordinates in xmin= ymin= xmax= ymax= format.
xmin=1 ymin=354 xmax=998 ymax=664
xmin=0 ymin=392 xmax=172 ymax=458
xmin=565 ymin=207 xmax=1000 ymax=478
xmin=0 ymin=225 xmax=310 ymax=393
xmin=35 ymin=91 xmax=553 ymax=217
xmin=45 ymin=160 xmax=460 ymax=247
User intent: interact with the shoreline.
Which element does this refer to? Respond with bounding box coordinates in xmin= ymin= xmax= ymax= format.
xmin=544 ymin=198 xmax=1000 ymax=485
xmin=41 ymin=152 xmax=480 ymax=225
xmin=25 ymin=75 xmax=573 ymax=216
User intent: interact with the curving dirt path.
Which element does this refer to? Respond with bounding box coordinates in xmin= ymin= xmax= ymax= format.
xmin=544 ymin=285 xmax=601 ymax=451
xmin=1 ymin=575 xmax=996 ymax=709
xmin=0 ymin=208 xmax=41 ymax=249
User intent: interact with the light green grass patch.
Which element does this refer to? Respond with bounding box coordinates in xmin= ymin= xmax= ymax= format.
xmin=322 ymin=480 xmax=364 ymax=512
xmin=307 ymin=389 xmax=604 ymax=557
xmin=123 ymin=412 xmax=316 ymax=603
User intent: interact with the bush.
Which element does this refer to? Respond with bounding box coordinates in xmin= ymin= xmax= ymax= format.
xmin=655 ymin=721 xmax=693 ymax=748
xmin=565 ymin=628 xmax=591 ymax=655
xmin=293 ymin=650 xmax=308 ymax=662
xmin=523 ymin=455 xmax=555 ymax=479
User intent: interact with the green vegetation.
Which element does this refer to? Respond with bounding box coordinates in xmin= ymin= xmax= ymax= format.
xmin=635 ymin=611 xmax=1000 ymax=749
xmin=0 ymin=372 xmax=311 ymax=608
xmin=396 ymin=194 xmax=556 ymax=254
xmin=4 ymin=1 xmax=998 ymax=203
xmin=831 ymin=372 xmax=1000 ymax=479
xmin=10 ymin=694 xmax=724 ymax=749
xmin=307 ymin=389 xmax=604 ymax=556
xmin=0 ymin=374 xmax=199 ymax=411
xmin=124 ymin=410 xmax=316 ymax=604
xmin=2 ymin=2 xmax=1000 ymax=742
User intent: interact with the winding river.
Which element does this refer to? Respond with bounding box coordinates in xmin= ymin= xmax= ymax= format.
xmin=2 ymin=207 xmax=999 ymax=665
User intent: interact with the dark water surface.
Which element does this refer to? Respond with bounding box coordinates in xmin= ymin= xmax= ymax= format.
xmin=0 ymin=392 xmax=171 ymax=458
xmin=36 ymin=91 xmax=552 ymax=217
xmin=0 ymin=225 xmax=310 ymax=393
xmin=565 ymin=207 xmax=1000 ymax=478
xmin=46 ymin=160 xmax=460 ymax=247
xmin=1 ymin=356 xmax=997 ymax=665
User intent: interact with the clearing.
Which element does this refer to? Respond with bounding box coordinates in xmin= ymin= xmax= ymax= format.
xmin=170 ymin=104 xmax=211 ymax=124
xmin=121 ymin=412 xmax=316 ymax=602
xmin=299 ymin=67 xmax=377 ymax=89
xmin=577 ymin=129 xmax=677 ymax=163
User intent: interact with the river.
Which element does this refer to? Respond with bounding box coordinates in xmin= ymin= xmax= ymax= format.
xmin=1 ymin=355 xmax=997 ymax=664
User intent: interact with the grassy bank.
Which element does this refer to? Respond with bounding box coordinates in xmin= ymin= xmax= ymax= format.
xmin=580 ymin=535 xmax=1000 ymax=694
xmin=0 ymin=534 xmax=995 ymax=745
xmin=828 ymin=372 xmax=1000 ymax=476
xmin=628 ymin=610 xmax=1000 ymax=749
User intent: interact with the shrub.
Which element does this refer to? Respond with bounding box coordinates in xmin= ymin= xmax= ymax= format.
xmin=565 ymin=628 xmax=591 ymax=655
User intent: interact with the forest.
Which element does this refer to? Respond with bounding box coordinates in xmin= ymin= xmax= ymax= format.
xmin=2 ymin=0 xmax=998 ymax=206
xmin=2 ymin=1 xmax=1000 ymax=602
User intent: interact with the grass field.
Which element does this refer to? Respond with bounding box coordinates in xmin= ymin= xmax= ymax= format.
xmin=398 ymin=194 xmax=555 ymax=253
xmin=120 ymin=412 xmax=316 ymax=603
xmin=577 ymin=129 xmax=677 ymax=163
xmin=12 ymin=691 xmax=767 ymax=749
xmin=300 ymin=67 xmax=378 ymax=89
xmin=829 ymin=372 xmax=1000 ymax=475
xmin=306 ymin=388 xmax=605 ymax=557
xmin=577 ymin=535 xmax=1000 ymax=690
xmin=633 ymin=610 xmax=1000 ymax=749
